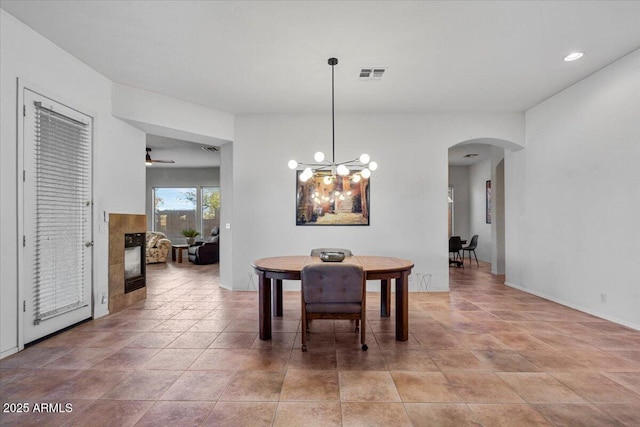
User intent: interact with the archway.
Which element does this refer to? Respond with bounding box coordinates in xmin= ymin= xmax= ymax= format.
xmin=448 ymin=137 xmax=521 ymax=274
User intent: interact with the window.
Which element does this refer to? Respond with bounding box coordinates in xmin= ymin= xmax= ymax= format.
xmin=153 ymin=186 xmax=220 ymax=240
xmin=153 ymin=188 xmax=197 ymax=240
xmin=202 ymin=186 xmax=221 ymax=235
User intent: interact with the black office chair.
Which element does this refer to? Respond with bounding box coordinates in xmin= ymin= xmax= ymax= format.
xmin=462 ymin=235 xmax=479 ymax=266
xmin=449 ymin=236 xmax=463 ymax=268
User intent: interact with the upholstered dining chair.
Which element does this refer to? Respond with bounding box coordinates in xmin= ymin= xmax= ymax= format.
xmin=310 ymin=248 xmax=353 ymax=257
xmin=462 ymin=234 xmax=479 ymax=266
xmin=300 ymin=263 xmax=367 ymax=352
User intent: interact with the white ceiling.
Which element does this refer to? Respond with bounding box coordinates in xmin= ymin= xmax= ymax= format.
xmin=3 ymin=0 xmax=639 ymax=166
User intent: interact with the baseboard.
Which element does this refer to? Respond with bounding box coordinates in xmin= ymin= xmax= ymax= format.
xmin=504 ymin=281 xmax=640 ymax=331
xmin=1 ymin=346 xmax=19 ymax=360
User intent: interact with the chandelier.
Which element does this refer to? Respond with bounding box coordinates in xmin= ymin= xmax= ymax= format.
xmin=288 ymin=58 xmax=377 ymax=183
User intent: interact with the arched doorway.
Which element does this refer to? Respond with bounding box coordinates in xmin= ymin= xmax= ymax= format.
xmin=448 ymin=138 xmax=520 ymax=274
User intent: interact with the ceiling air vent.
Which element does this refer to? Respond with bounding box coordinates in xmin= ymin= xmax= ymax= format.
xmin=359 ymin=67 xmax=386 ymax=80
xmin=202 ymin=146 xmax=219 ymax=153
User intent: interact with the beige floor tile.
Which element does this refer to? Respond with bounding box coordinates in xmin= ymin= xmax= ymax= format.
xmin=596 ymin=403 xmax=640 ymax=426
xmin=161 ymin=370 xmax=232 ymax=400
xmin=468 ymin=403 xmax=551 ymax=426
xmin=404 ymin=403 xmax=480 ymax=427
xmin=101 ymin=369 xmax=182 ymax=400
xmin=188 ymin=348 xmax=248 ymax=371
xmin=429 ymin=350 xmax=489 ymax=371
xmin=444 ymin=372 xmax=525 ymax=403
xmin=496 ymin=372 xmax=587 ymax=403
xmin=533 ymin=403 xmax=621 ymax=426
xmin=166 ymin=332 xmax=219 ymax=348
xmin=391 ymin=371 xmax=461 ymax=402
xmin=142 ymin=348 xmax=204 ymax=370
xmin=203 ymin=401 xmax=277 ymax=426
xmin=551 ymin=372 xmax=640 ymax=403
xmin=66 ymin=399 xmax=153 ymax=427
xmin=238 ymin=348 xmax=292 ymax=371
xmin=219 ymin=370 xmax=285 ymax=401
xmin=381 ymin=349 xmax=439 ymax=371
xmin=603 ymin=372 xmax=640 ymax=394
xmin=280 ymin=369 xmax=339 ymax=401
xmin=341 ymin=402 xmax=412 ymax=426
xmin=472 ymin=350 xmax=540 ymax=372
xmin=273 ymin=401 xmax=342 ymax=427
xmin=134 ymin=401 xmax=214 ymax=427
xmin=339 ymin=371 xmax=401 ymax=402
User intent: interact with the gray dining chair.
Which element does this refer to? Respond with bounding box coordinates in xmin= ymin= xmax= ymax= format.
xmin=300 ymin=263 xmax=367 ymax=352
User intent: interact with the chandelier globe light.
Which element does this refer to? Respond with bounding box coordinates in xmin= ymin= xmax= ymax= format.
xmin=288 ymin=58 xmax=377 ymax=182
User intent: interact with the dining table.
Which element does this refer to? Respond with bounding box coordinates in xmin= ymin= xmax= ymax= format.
xmin=252 ymin=255 xmax=414 ymax=341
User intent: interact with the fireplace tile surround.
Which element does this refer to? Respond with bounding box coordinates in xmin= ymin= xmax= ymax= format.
xmin=108 ymin=213 xmax=147 ymax=312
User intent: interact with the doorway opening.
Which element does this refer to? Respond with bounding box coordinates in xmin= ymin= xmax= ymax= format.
xmin=448 ymin=138 xmax=516 ymax=274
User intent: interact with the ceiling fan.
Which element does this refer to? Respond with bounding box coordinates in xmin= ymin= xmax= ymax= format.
xmin=145 ymin=147 xmax=175 ymax=165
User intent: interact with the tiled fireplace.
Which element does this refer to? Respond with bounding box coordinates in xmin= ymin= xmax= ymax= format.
xmin=108 ymin=213 xmax=147 ymax=312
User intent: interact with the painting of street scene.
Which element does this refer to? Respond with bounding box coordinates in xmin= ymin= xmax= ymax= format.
xmin=296 ymin=171 xmax=369 ymax=226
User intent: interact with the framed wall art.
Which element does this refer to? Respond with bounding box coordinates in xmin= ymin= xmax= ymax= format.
xmin=486 ymin=180 xmax=492 ymax=224
xmin=295 ymin=170 xmax=370 ymax=226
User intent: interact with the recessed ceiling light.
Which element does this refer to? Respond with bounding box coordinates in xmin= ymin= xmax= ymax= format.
xmin=563 ymin=51 xmax=584 ymax=62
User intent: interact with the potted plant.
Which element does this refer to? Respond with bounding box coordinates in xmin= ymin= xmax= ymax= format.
xmin=181 ymin=228 xmax=200 ymax=245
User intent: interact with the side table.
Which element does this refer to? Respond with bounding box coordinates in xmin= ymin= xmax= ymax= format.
xmin=171 ymin=244 xmax=189 ymax=263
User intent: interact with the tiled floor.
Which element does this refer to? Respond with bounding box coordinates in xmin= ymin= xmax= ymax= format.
xmin=2 ymin=260 xmax=640 ymax=426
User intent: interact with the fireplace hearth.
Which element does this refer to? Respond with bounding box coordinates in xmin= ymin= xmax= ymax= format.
xmin=109 ymin=214 xmax=147 ymax=313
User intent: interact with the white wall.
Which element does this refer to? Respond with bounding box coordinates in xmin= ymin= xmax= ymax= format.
xmin=232 ymin=113 xmax=524 ymax=292
xmin=506 ymin=49 xmax=640 ymax=329
xmin=448 ymin=166 xmax=470 ymax=239
xmin=145 ymin=167 xmax=221 ymax=232
xmin=0 ymin=10 xmax=145 ymax=357
xmin=491 ymin=156 xmax=505 ymax=274
xmin=219 ymin=143 xmax=234 ymax=291
xmin=112 ymin=83 xmax=234 ymax=145
xmin=469 ymin=160 xmax=492 ymax=262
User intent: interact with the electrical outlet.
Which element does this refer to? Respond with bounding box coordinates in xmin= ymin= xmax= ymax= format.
xmin=600 ymin=293 xmax=607 ymax=303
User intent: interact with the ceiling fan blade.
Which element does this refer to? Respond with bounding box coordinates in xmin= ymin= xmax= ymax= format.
xmin=145 ymin=147 xmax=175 ymax=164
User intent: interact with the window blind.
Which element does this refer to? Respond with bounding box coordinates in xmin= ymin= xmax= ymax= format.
xmin=33 ymin=101 xmax=91 ymax=324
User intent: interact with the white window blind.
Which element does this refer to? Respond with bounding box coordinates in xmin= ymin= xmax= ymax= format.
xmin=33 ymin=101 xmax=91 ymax=324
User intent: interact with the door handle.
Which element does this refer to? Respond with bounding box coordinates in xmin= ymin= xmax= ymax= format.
xmin=85 ymin=241 xmax=94 ymax=247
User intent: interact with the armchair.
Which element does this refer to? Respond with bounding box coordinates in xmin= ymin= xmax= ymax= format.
xmin=146 ymin=231 xmax=172 ymax=264
xmin=188 ymin=226 xmax=220 ymax=265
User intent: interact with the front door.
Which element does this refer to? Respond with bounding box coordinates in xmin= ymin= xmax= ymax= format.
xmin=22 ymin=89 xmax=93 ymax=343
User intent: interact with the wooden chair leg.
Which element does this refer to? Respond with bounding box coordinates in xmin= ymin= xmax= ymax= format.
xmin=301 ymin=298 xmax=307 ymax=352
xmin=360 ymin=309 xmax=367 ymax=351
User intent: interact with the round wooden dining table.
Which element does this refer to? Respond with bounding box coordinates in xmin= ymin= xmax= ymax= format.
xmin=252 ymin=255 xmax=414 ymax=341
